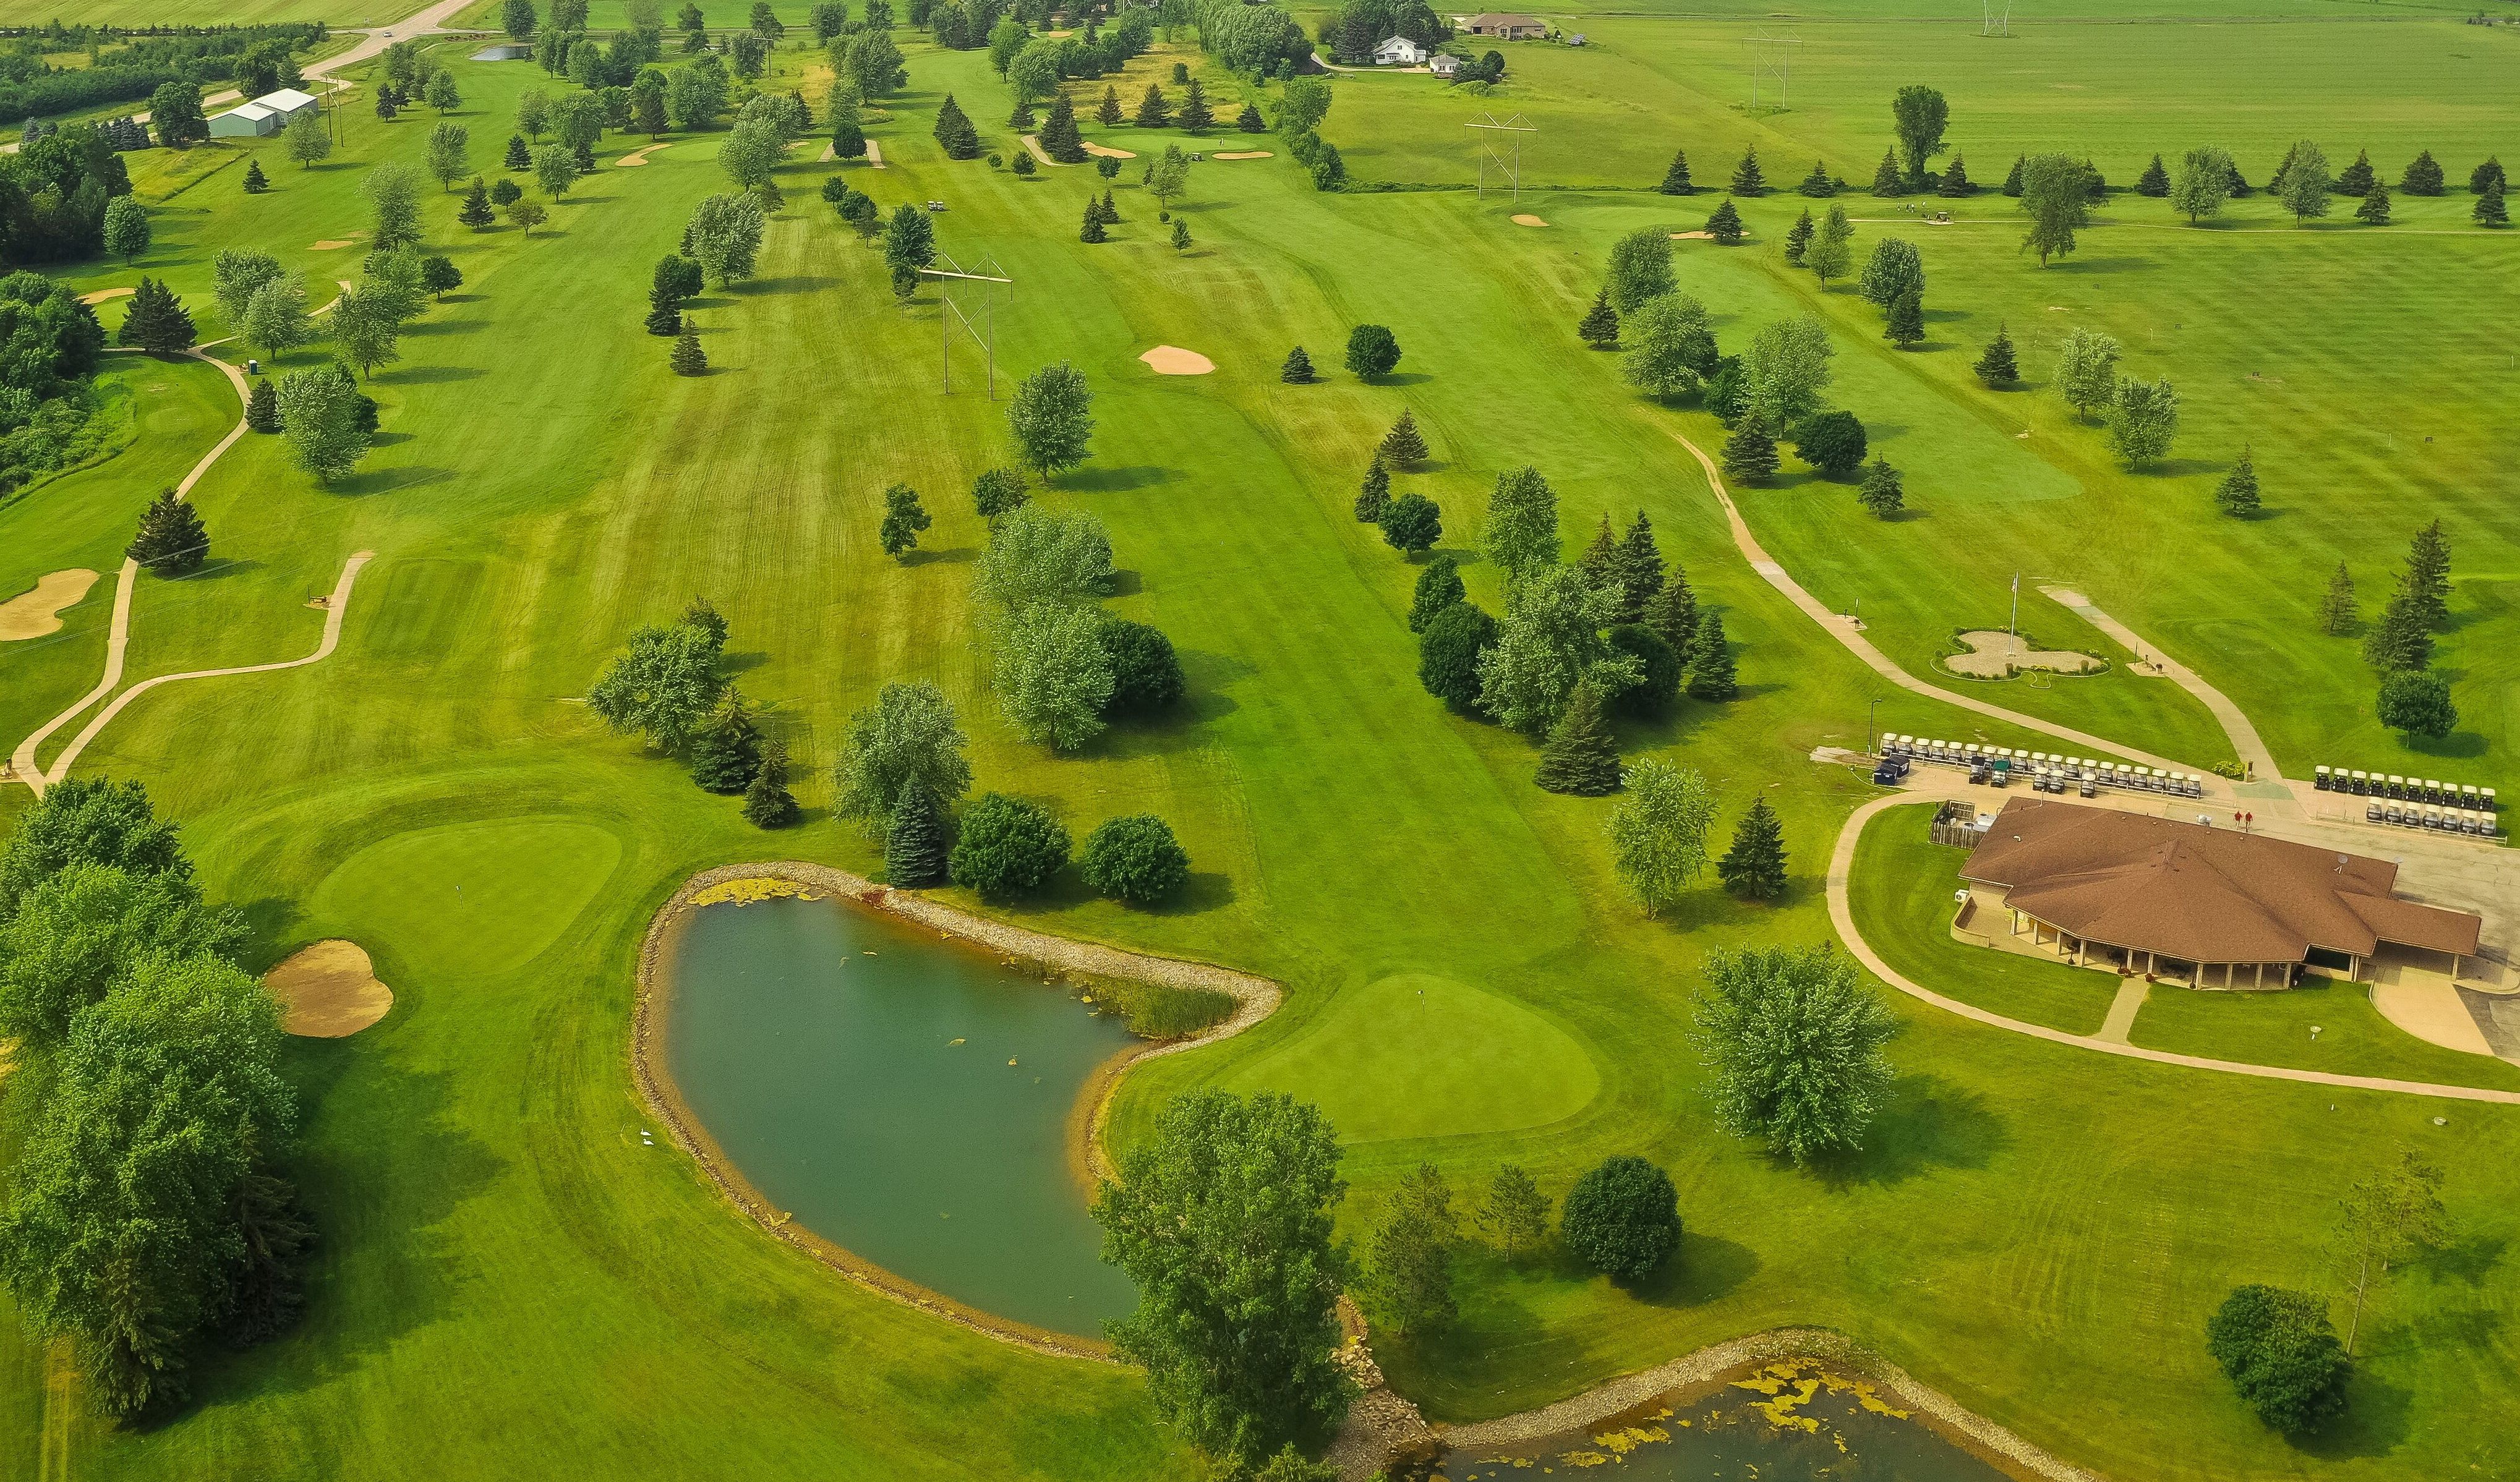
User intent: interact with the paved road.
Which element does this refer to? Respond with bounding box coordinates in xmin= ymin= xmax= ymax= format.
xmin=2041 ymin=584 xmax=2282 ymax=781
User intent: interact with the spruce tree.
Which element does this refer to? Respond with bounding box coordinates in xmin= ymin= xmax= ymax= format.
xmin=1099 ymin=87 xmax=1123 ymax=127
xmin=1647 ymin=569 xmax=1698 ymax=655
xmin=1715 ymin=796 xmax=1786 ymax=899
xmin=246 ymin=378 xmax=280 ymax=433
xmin=1134 ymin=83 xmax=1170 ymax=129
xmin=885 ymin=778 xmax=951 ymax=885
xmin=243 ymin=159 xmax=268 ymax=194
xmin=671 ymin=327 xmax=707 ymax=374
xmin=1281 ymin=345 xmax=1317 ymax=383
xmin=1613 ymin=514 xmax=1665 ymax=624
xmin=1100 ymin=187 xmax=1121 ymax=222
xmin=1177 ymin=78 xmax=1213 ymax=134
xmin=2335 ymin=148 xmax=2375 ymax=197
xmin=1578 ymin=513 xmax=1620 ymax=592
xmin=933 ymin=94 xmax=980 ymax=158
xmin=117 ymin=277 xmax=194 ymax=355
xmin=1704 ymin=198 xmax=1744 ymax=245
xmin=1857 ymin=456 xmax=1904 ymax=517
xmin=2135 ymin=153 xmax=2170 ymax=197
xmin=1237 ymin=101 xmax=1265 ymax=132
xmin=646 ymin=293 xmax=683 ymax=336
xmin=126 ymin=489 xmax=208 ymax=574
xmin=2317 ymin=563 xmax=2357 ymax=636
xmin=2362 ymin=594 xmax=2430 ymax=671
xmin=1884 ymin=286 xmax=1924 ymax=348
xmin=2002 ymin=153 xmax=2025 ymax=197
xmin=1534 ymin=681 xmax=1621 ymax=796
xmin=1974 ymin=322 xmax=2019 ymax=385
xmin=2469 ymin=155 xmax=2504 ymax=196
xmin=1379 ymin=409 xmax=1429 ymax=467
xmin=1040 ymin=90 xmax=1086 ymax=163
xmin=1686 ymin=610 xmax=1737 ymax=700
xmin=1009 ymin=98 xmax=1036 ymax=131
xmin=505 ymin=133 xmax=531 ymax=169
xmin=1408 ymin=552 xmax=1465 ymax=632
xmin=2472 ymin=181 xmax=2506 ymax=227
xmin=1658 ymin=148 xmax=1693 ymax=195
xmin=1578 ymin=287 xmax=1620 ymax=347
xmin=1869 ymin=148 xmax=1904 ymax=197
xmin=2357 ymin=180 xmax=2392 ymax=224
xmin=2398 ymin=149 xmax=2443 ymax=195
xmin=1171 ymin=218 xmax=1190 ymax=250
xmin=1080 ymin=198 xmax=1108 ymax=242
xmin=1720 ymin=413 xmax=1778 ymax=484
xmin=1353 ymin=457 xmax=1391 ymax=522
xmin=1798 ymin=159 xmax=1834 ymax=197
xmin=743 ymin=739 xmax=801 ymax=827
xmin=688 ymin=689 xmax=763 ymax=791
xmin=459 ymin=177 xmax=496 ymax=228
xmin=1937 ymin=152 xmax=1973 ymax=196
xmin=2403 ymin=519 xmax=2451 ymax=631
xmin=1730 ymin=147 xmax=1765 ymax=196
xmin=1783 ymin=208 xmax=1813 ymax=266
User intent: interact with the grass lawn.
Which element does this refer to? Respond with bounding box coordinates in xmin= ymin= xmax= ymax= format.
xmin=1 ymin=16 xmax=2516 ymax=1482
xmin=0 ymin=0 xmax=430 ymax=27
xmin=2132 ymin=977 xmax=2520 ymax=1091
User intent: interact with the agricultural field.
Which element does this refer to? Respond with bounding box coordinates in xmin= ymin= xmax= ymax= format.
xmin=0 ymin=4 xmax=2514 ymax=1482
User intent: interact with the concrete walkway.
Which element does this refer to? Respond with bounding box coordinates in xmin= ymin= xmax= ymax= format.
xmin=1827 ymin=792 xmax=2520 ymax=1105
xmin=2041 ymin=585 xmax=2282 ymax=782
xmin=2096 ymin=979 xmax=2149 ymax=1044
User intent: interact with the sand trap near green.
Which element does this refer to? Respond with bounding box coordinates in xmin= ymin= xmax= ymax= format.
xmin=1221 ymin=973 xmax=1597 ymax=1143
xmin=313 ymin=816 xmax=623 ymax=980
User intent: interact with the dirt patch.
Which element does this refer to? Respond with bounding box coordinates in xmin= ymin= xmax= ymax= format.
xmin=0 ymin=569 xmax=98 ymax=641
xmin=1946 ymin=631 xmax=2103 ymax=678
xmin=1511 ymin=213 xmax=1547 ymax=226
xmin=867 ymin=139 xmax=884 ymax=168
xmin=1082 ymin=140 xmax=1135 ymax=160
xmin=77 ymin=286 xmax=134 ymax=306
xmin=265 ymin=939 xmax=393 ymax=1037
xmin=310 ymin=236 xmax=362 ymax=250
xmin=1668 ymin=229 xmax=1715 ymax=240
xmin=1210 ymin=150 xmax=1272 ymax=160
xmin=1138 ymin=344 xmax=1214 ymax=375
xmin=615 ymin=141 xmax=672 ymax=167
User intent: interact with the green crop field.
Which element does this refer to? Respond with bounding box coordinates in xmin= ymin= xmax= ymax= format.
xmin=1 ymin=7 xmax=2515 ymax=1481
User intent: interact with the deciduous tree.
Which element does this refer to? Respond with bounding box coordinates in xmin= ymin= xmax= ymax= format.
xmin=1082 ymin=814 xmax=1190 ymax=903
xmin=1007 ymin=360 xmax=1095 ymax=478
xmin=1608 ymin=757 xmax=1714 ymax=912
xmin=1604 ymin=227 xmax=1674 ymax=312
xmin=1694 ymin=943 xmax=1895 ymax=1164
xmin=949 ymin=793 xmax=1070 ymax=896
xmin=1559 ymin=1156 xmax=1677 ymax=1282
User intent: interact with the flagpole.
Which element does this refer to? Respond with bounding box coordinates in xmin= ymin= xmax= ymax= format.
xmin=2009 ymin=573 xmax=2019 ymax=659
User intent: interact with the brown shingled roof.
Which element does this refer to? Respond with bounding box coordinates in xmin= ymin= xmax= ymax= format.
xmin=1960 ymin=798 xmax=2480 ymax=963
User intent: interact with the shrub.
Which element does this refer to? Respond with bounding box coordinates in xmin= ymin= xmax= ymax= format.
xmin=1345 ymin=323 xmax=1401 ymax=379
xmin=1417 ymin=602 xmax=1496 ymax=712
xmin=2207 ymin=1285 xmax=2351 ymax=1435
xmin=1560 ymin=1155 xmax=1679 ymax=1281
xmin=1081 ymin=814 xmax=1190 ymax=904
xmin=1791 ymin=410 xmax=1868 ymax=480
xmin=947 ymin=793 xmax=1070 ymax=898
xmin=1102 ymin=618 xmax=1185 ymax=715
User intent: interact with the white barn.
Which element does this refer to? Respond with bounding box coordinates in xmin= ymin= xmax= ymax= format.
xmin=208 ymin=87 xmax=321 ymax=138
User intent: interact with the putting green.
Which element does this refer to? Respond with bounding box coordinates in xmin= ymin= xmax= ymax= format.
xmin=312 ymin=817 xmax=623 ymax=981
xmin=1223 ymin=973 xmax=1598 ymax=1144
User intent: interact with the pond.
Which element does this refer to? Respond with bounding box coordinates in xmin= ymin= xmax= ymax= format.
xmin=1433 ymin=1363 xmax=2020 ymax=1482
xmin=663 ymin=893 xmax=1138 ymax=1337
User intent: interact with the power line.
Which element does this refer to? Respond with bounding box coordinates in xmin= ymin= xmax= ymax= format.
xmin=1467 ymin=111 xmax=1535 ymax=202
xmin=918 ymin=248 xmax=1013 ymax=399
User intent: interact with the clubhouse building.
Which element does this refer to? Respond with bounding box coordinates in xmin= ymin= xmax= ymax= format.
xmin=1955 ymin=798 xmax=2482 ymax=989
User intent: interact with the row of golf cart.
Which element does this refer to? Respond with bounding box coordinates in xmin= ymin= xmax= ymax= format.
xmin=2315 ymin=767 xmax=2500 ymax=838
xmin=1876 ymin=735 xmax=2211 ymax=800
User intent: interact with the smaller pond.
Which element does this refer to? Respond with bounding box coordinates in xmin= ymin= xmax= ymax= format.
xmin=1432 ymin=1363 xmax=2018 ymax=1482
xmin=664 ymin=893 xmax=1138 ymax=1337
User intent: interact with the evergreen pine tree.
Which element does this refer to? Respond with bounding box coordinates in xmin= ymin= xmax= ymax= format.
xmin=1354 ymin=457 xmax=1391 ymax=522
xmin=1704 ymin=198 xmax=1744 ymax=245
xmin=1101 ymin=187 xmax=1122 ymax=221
xmin=1869 ymin=147 xmax=1905 ymax=197
xmin=2335 ymin=148 xmax=2375 ymax=197
xmin=1613 ymin=514 xmax=1665 ymax=624
xmin=126 ymin=489 xmax=208 ymax=575
xmin=671 ymin=327 xmax=708 ymax=374
xmin=1730 ymin=147 xmax=1765 ymax=195
xmin=1798 ymin=159 xmax=1834 ymax=197
xmin=1009 ymin=98 xmax=1037 ymax=131
xmin=933 ymin=94 xmax=981 ymax=158
xmin=1937 ymin=152 xmax=1973 ymax=197
xmin=2396 ymin=149 xmax=2443 ymax=195
xmin=1974 ymin=322 xmax=2018 ymax=385
xmin=1177 ymin=78 xmax=1213 ymax=133
xmin=1080 ymin=198 xmax=1108 ymax=242
xmin=1715 ymin=796 xmax=1787 ymax=899
xmin=2213 ymin=446 xmax=2261 ymax=516
xmin=1281 ymin=344 xmax=1317 ymax=383
xmin=1646 ymin=569 xmax=1698 ymax=655
xmin=246 ymin=378 xmax=280 ymax=433
xmin=1237 ymin=101 xmax=1265 ymax=132
xmin=1578 ymin=287 xmax=1620 ymax=347
xmin=1171 ymin=218 xmax=1190 ymax=250
xmin=1857 ymin=456 xmax=1904 ymax=517
xmin=742 ymin=739 xmax=801 ymax=827
xmin=1658 ymin=148 xmax=1693 ymax=195
xmin=2472 ymin=181 xmax=2506 ymax=227
xmin=885 ymin=778 xmax=951 ymax=884
xmin=2403 ymin=519 xmax=2451 ymax=631
xmin=2317 ymin=563 xmax=2357 ymax=636
xmin=2135 ymin=153 xmax=2170 ymax=197
xmin=1099 ymin=87 xmax=1123 ymax=127
xmin=1720 ymin=413 xmax=1778 ymax=483
xmin=688 ymin=688 xmax=763 ymax=791
xmin=1783 ymin=208 xmax=1813 ymax=265
xmin=505 ymin=133 xmax=531 ymax=169
xmin=1578 ymin=513 xmax=1620 ymax=591
xmin=1686 ymin=610 xmax=1736 ymax=700
xmin=243 ymin=158 xmax=268 ymax=194
xmin=459 ymin=177 xmax=496 ymax=228
xmin=2469 ymin=155 xmax=2504 ymax=196
xmin=1379 ymin=409 xmax=1429 ymax=467
xmin=1134 ymin=83 xmax=1170 ymax=129
xmin=2002 ymin=153 xmax=2026 ymax=197
xmin=2362 ymin=594 xmax=2431 ymax=671
xmin=1040 ymin=90 xmax=1085 ymax=162
xmin=2356 ymin=178 xmax=2392 ymax=223
xmin=646 ymin=294 xmax=684 ymax=336
xmin=1534 ymin=681 xmax=1622 ymax=796
xmin=1884 ymin=286 xmax=1924 ymax=348
xmin=116 ymin=277 xmax=194 ymax=355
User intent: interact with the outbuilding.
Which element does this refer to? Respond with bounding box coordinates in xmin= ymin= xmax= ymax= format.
xmin=208 ymin=86 xmax=321 ymax=138
xmin=1429 ymin=53 xmax=1464 ymax=78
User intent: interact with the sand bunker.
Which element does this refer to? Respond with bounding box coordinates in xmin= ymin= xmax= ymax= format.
xmin=1668 ymin=230 xmax=1715 ymax=241
xmin=1210 ymin=150 xmax=1272 ymax=160
xmin=1511 ymin=213 xmax=1547 ymax=227
xmin=1082 ymin=140 xmax=1135 ymax=160
xmin=265 ymin=939 xmax=394 ymax=1037
xmin=616 ymin=141 xmax=672 ymax=167
xmin=0 ymin=569 xmax=98 ymax=641
xmin=311 ymin=237 xmax=361 ymax=250
xmin=1946 ymin=631 xmax=2104 ymax=678
xmin=1140 ymin=346 xmax=1214 ymax=375
xmin=78 ymin=286 xmax=135 ymax=306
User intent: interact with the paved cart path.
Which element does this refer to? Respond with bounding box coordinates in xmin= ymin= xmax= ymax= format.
xmin=2041 ymin=584 xmax=2283 ymax=781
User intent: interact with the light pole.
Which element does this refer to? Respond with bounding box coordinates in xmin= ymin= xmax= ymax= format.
xmin=1868 ymin=695 xmax=1882 ymax=757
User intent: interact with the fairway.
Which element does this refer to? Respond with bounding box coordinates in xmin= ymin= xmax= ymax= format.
xmin=0 ymin=7 xmax=2514 ymax=1482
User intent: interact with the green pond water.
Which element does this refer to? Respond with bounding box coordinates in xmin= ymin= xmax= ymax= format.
xmin=1432 ymin=1368 xmax=2017 ymax=1482
xmin=664 ymin=894 xmax=1138 ymax=1336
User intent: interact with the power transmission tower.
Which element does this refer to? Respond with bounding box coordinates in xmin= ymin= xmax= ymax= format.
xmin=1746 ymin=35 xmax=1801 ymax=113
xmin=1467 ymin=111 xmax=1535 ymax=201
xmin=920 ymin=249 xmax=1014 ymax=399
xmin=1982 ymin=0 xmax=2011 ymax=36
